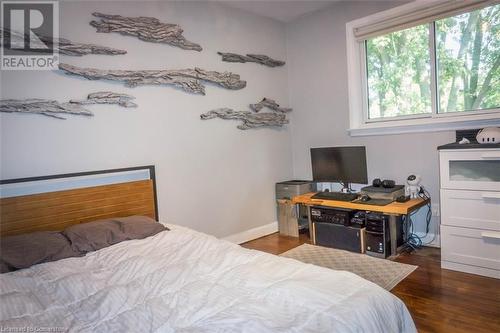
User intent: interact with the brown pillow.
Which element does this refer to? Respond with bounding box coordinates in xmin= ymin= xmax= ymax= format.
xmin=63 ymin=216 xmax=167 ymax=253
xmin=0 ymin=231 xmax=82 ymax=271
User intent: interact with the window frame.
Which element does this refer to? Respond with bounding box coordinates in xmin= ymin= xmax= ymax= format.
xmin=346 ymin=1 xmax=500 ymax=136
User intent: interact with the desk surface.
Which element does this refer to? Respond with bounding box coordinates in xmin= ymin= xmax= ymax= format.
xmin=292 ymin=192 xmax=428 ymax=215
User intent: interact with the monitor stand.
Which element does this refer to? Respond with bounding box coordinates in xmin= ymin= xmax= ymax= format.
xmin=340 ymin=182 xmax=353 ymax=193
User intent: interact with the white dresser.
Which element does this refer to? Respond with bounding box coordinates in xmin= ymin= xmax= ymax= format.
xmin=439 ymin=147 xmax=500 ymax=279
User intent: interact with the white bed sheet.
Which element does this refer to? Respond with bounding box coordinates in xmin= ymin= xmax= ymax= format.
xmin=0 ymin=225 xmax=417 ymax=332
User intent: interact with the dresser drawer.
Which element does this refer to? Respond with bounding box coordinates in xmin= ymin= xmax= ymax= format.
xmin=441 ymin=225 xmax=500 ymax=272
xmin=441 ymin=189 xmax=500 ymax=231
xmin=439 ymin=149 xmax=500 ymax=191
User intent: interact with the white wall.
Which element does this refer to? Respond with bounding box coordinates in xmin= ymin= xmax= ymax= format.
xmin=286 ymin=1 xmax=454 ymax=245
xmin=0 ymin=1 xmax=293 ymax=238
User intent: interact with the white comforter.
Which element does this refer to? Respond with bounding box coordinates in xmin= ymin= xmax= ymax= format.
xmin=0 ymin=225 xmax=417 ymax=333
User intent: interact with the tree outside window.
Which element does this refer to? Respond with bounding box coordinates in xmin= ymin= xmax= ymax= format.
xmin=365 ymin=4 xmax=499 ymax=120
xmin=366 ymin=25 xmax=431 ymax=119
xmin=436 ymin=5 xmax=500 ymax=113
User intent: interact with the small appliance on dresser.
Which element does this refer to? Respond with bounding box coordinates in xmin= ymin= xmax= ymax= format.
xmin=275 ymin=180 xmax=315 ymax=237
xmin=438 ymin=130 xmax=500 ymax=279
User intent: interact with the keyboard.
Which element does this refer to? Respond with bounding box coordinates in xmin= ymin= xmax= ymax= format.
xmin=310 ymin=192 xmax=359 ymax=202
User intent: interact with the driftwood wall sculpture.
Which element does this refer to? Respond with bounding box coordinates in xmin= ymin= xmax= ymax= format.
xmin=0 ymin=99 xmax=94 ymax=119
xmin=200 ymin=98 xmax=293 ymax=130
xmin=1 ymin=29 xmax=127 ymax=56
xmin=56 ymin=37 xmax=127 ymax=56
xmin=200 ymin=108 xmax=289 ymax=130
xmin=58 ymin=63 xmax=246 ymax=95
xmin=218 ymin=52 xmax=285 ymax=67
xmin=70 ymin=92 xmax=137 ymax=108
xmin=250 ymin=98 xmax=292 ymax=113
xmin=90 ymin=12 xmax=202 ymax=51
xmin=0 ymin=92 xmax=136 ymax=119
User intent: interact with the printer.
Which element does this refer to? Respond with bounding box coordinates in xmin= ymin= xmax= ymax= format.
xmin=276 ymin=180 xmax=315 ymax=200
xmin=275 ymin=180 xmax=315 ymax=237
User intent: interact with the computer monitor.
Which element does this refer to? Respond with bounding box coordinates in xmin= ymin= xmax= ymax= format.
xmin=310 ymin=146 xmax=368 ymax=193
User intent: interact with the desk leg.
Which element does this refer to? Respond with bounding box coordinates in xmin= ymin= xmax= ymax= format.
xmin=308 ymin=206 xmax=316 ymax=245
xmin=389 ymin=215 xmax=398 ymax=256
xmin=397 ymin=214 xmax=411 ymax=254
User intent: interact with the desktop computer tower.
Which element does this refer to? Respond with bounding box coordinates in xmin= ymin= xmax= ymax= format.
xmin=365 ymin=213 xmax=403 ymax=258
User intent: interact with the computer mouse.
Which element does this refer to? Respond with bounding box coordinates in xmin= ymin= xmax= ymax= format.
xmin=360 ymin=194 xmax=371 ymax=202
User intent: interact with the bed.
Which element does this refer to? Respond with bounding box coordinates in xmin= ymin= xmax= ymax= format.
xmin=0 ymin=166 xmax=417 ymax=333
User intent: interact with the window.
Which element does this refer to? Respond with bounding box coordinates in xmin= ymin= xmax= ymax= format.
xmin=366 ymin=25 xmax=431 ymax=119
xmin=347 ymin=1 xmax=500 ymax=135
xmin=436 ymin=6 xmax=500 ymax=113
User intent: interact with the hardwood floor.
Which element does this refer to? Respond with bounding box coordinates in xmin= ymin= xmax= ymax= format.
xmin=242 ymin=233 xmax=500 ymax=333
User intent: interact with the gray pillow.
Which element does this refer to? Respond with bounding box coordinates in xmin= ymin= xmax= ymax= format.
xmin=118 ymin=215 xmax=168 ymax=239
xmin=1 ymin=260 xmax=13 ymax=274
xmin=63 ymin=216 xmax=167 ymax=253
xmin=0 ymin=231 xmax=82 ymax=271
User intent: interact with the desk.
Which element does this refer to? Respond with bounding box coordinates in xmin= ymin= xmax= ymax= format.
xmin=292 ymin=192 xmax=430 ymax=256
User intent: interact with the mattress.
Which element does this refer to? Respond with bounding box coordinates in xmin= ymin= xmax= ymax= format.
xmin=0 ymin=225 xmax=417 ymax=332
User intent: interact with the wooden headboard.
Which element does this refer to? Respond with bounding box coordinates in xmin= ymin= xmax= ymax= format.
xmin=0 ymin=166 xmax=158 ymax=237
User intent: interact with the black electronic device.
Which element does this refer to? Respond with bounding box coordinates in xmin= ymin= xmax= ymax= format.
xmin=365 ymin=212 xmax=403 ymax=258
xmin=311 ymin=207 xmax=365 ymax=253
xmin=350 ymin=211 xmax=366 ymax=228
xmin=372 ymin=178 xmax=395 ymax=188
xmin=310 ymin=207 xmax=353 ymax=226
xmin=310 ymin=146 xmax=368 ymax=193
xmin=382 ymin=179 xmax=395 ymax=188
xmin=396 ymin=195 xmax=411 ymax=203
xmin=314 ymin=223 xmax=365 ymax=253
xmin=310 ymin=192 xmax=358 ymax=201
xmin=365 ymin=213 xmax=391 ymax=258
xmin=360 ymin=184 xmax=405 ymax=202
xmin=359 ymin=194 xmax=371 ymax=202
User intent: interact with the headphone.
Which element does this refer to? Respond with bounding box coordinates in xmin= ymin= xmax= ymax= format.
xmin=372 ymin=178 xmax=395 ymax=188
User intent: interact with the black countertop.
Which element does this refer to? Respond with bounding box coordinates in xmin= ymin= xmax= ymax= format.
xmin=438 ymin=142 xmax=500 ymax=150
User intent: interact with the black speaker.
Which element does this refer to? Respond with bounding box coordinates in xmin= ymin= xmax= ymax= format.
xmin=372 ymin=178 xmax=395 ymax=188
xmin=314 ymin=223 xmax=365 ymax=253
xmin=382 ymin=179 xmax=395 ymax=188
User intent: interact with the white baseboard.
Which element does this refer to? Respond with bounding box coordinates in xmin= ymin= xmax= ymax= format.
xmin=442 ymin=261 xmax=500 ymax=279
xmin=223 ymin=221 xmax=278 ymax=244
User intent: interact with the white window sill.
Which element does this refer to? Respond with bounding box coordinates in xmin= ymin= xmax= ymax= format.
xmin=348 ymin=113 xmax=500 ymax=137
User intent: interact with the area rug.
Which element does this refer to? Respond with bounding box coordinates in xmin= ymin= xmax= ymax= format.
xmin=280 ymin=243 xmax=417 ymax=290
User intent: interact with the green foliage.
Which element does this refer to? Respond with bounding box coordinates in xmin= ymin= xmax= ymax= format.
xmin=367 ymin=25 xmax=431 ymax=118
xmin=366 ymin=4 xmax=499 ymax=119
xmin=436 ymin=4 xmax=499 ymax=112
